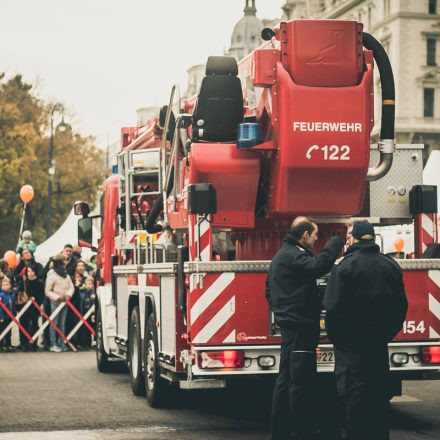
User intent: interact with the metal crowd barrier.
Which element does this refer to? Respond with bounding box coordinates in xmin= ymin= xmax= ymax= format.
xmin=0 ymin=296 xmax=95 ymax=352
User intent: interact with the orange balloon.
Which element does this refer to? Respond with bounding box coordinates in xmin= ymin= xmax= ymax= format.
xmin=3 ymin=250 xmax=18 ymax=269
xmin=394 ymin=237 xmax=405 ymax=253
xmin=20 ymin=184 xmax=34 ymax=204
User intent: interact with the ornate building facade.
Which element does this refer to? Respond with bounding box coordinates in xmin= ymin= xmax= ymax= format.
xmin=228 ymin=0 xmax=264 ymax=61
xmin=185 ymin=0 xmax=268 ymax=97
xmin=282 ymin=0 xmax=440 ymax=162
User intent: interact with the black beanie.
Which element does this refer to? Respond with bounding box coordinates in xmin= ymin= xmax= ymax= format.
xmin=352 ymin=221 xmax=375 ymax=240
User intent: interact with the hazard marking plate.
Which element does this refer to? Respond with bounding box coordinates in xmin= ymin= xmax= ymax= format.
xmin=317 ymin=348 xmax=334 ymax=365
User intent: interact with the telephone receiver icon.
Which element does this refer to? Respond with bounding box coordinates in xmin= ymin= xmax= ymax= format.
xmin=306 ymin=145 xmax=319 ymax=160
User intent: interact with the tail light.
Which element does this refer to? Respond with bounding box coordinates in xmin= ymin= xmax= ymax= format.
xmin=422 ymin=346 xmax=440 ymax=364
xmin=197 ymin=350 xmax=244 ymax=369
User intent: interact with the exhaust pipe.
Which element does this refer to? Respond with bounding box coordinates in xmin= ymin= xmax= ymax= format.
xmin=363 ymin=32 xmax=396 ymax=181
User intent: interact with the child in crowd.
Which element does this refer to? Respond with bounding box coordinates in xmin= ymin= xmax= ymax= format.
xmin=0 ymin=278 xmax=16 ymax=351
xmin=16 ymin=230 xmax=37 ymax=255
xmin=0 ymin=259 xmax=17 ymax=288
xmin=78 ymin=277 xmax=95 ymax=348
xmin=66 ymin=271 xmax=85 ymax=345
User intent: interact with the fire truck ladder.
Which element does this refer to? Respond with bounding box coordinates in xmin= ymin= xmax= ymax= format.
xmin=117 ymin=147 xmax=162 ymax=233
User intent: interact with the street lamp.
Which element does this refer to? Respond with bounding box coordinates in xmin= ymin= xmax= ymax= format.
xmin=46 ymin=103 xmax=68 ymax=237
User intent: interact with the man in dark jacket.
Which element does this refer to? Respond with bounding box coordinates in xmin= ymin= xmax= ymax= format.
xmin=266 ymin=216 xmax=344 ymax=440
xmin=323 ymin=221 xmax=408 ymax=440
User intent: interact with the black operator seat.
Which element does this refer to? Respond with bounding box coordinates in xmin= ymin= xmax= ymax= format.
xmin=192 ymin=56 xmax=244 ymax=143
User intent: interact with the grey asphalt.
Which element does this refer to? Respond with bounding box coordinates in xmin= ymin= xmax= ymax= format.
xmin=0 ymin=351 xmax=439 ymax=439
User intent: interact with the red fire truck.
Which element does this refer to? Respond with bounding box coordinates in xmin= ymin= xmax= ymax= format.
xmin=76 ymin=19 xmax=440 ymax=407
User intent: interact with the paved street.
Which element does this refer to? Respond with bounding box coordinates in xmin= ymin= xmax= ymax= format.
xmin=1 ymin=351 xmax=440 ymax=439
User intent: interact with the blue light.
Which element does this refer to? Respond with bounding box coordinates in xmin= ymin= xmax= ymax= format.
xmin=237 ymin=123 xmax=263 ymax=149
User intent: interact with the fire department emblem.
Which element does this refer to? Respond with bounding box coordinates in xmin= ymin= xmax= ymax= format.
xmin=237 ymin=332 xmax=247 ymax=342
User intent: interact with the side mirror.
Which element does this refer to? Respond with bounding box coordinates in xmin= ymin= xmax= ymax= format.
xmin=261 ymin=28 xmax=276 ymax=41
xmin=78 ymin=217 xmax=95 ymax=250
xmin=74 ymin=201 xmax=90 ymax=217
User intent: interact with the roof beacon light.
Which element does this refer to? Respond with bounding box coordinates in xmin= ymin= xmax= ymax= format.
xmin=237 ymin=123 xmax=263 ymax=149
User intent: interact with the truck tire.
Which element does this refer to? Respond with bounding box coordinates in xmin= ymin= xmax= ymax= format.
xmin=96 ymin=309 xmax=112 ymax=373
xmin=129 ymin=306 xmax=146 ymax=396
xmin=144 ymin=314 xmax=170 ymax=407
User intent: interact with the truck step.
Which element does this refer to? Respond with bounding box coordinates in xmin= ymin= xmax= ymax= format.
xmin=179 ymin=379 xmax=226 ymax=390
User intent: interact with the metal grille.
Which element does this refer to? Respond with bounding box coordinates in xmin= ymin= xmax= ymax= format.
xmin=369 ymin=144 xmax=423 ymax=218
xmin=114 ymin=259 xmax=440 ymax=275
xmin=185 ymin=261 xmax=271 ymax=273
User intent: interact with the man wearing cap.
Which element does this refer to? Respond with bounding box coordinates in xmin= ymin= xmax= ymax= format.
xmin=266 ymin=216 xmax=344 ymax=440
xmin=323 ymin=221 xmax=408 ymax=440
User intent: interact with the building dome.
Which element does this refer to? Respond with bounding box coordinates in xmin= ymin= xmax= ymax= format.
xmin=229 ymin=0 xmax=264 ymax=61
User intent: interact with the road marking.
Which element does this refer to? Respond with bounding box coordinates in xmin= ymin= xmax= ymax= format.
xmin=0 ymin=427 xmax=177 ymax=440
xmin=391 ymin=394 xmax=422 ymax=403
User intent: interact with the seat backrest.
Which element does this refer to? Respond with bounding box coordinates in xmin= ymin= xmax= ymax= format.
xmin=192 ymin=56 xmax=243 ymax=142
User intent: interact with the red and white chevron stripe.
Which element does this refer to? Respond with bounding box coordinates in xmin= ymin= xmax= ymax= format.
xmin=414 ymin=213 xmax=438 ymax=257
xmin=189 ymin=215 xmax=212 ymax=262
xmin=428 ymin=270 xmax=440 ymax=339
xmin=422 ymin=213 xmax=438 ymax=252
xmin=189 ymin=272 xmax=236 ymax=344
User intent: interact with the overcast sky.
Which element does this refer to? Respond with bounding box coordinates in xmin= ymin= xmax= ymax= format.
xmin=0 ymin=0 xmax=284 ymax=148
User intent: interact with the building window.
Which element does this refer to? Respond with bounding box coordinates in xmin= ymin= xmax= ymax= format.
xmin=424 ymin=88 xmax=435 ymax=117
xmin=429 ymin=0 xmax=437 ymax=14
xmin=382 ymin=38 xmax=391 ymax=57
xmin=384 ymin=0 xmax=390 ymax=17
xmin=427 ymin=39 xmax=437 ymax=66
xmin=368 ymin=6 xmax=372 ymax=29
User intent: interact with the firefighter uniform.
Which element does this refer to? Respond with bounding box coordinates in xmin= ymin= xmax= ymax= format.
xmin=266 ymin=234 xmax=344 ymax=440
xmin=324 ymin=240 xmax=408 ymax=440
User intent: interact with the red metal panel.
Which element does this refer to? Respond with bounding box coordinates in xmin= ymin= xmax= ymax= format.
xmin=188 ymin=144 xmax=260 ymax=228
xmin=251 ymin=49 xmax=280 ymax=87
xmin=284 ymin=20 xmax=364 ymax=87
xmin=266 ymin=59 xmax=373 ymax=216
xmin=394 ymin=270 xmax=440 ymax=342
xmin=146 ymin=274 xmax=159 ymax=287
xmin=188 ymin=272 xmax=280 ymax=346
xmin=99 ymin=176 xmax=119 ymax=283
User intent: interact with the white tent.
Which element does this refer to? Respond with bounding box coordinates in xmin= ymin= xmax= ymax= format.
xmin=34 ymin=208 xmax=98 ymax=266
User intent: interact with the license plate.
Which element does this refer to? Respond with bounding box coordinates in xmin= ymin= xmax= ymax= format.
xmin=317 ymin=348 xmax=334 ymax=365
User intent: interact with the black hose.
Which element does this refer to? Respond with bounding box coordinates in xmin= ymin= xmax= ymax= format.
xmin=145 ymin=194 xmax=163 ymax=233
xmin=363 ymin=32 xmax=395 ymax=140
xmin=144 ymin=165 xmax=175 ymax=233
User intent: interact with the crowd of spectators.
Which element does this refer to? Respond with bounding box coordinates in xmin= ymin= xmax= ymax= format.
xmin=0 ymin=231 xmax=96 ymax=352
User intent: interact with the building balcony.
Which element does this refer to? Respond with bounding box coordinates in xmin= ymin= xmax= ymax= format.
xmin=396 ymin=117 xmax=440 ymax=132
xmin=370 ymin=116 xmax=440 ymax=137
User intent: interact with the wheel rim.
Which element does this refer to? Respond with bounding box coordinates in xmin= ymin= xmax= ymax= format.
xmin=131 ymin=323 xmax=139 ymax=379
xmin=146 ymin=337 xmax=156 ymax=391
